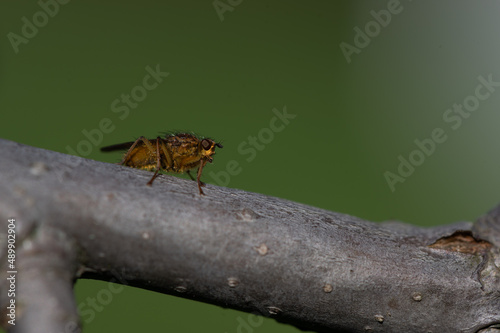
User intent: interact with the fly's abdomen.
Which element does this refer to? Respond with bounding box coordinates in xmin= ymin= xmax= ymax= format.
xmin=124 ymin=147 xmax=156 ymax=169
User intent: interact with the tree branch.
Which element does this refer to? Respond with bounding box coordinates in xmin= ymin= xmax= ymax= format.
xmin=0 ymin=138 xmax=499 ymax=333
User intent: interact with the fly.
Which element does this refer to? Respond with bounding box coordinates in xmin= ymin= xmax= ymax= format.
xmin=101 ymin=133 xmax=223 ymax=195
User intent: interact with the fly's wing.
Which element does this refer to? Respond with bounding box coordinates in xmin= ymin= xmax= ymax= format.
xmin=100 ymin=141 xmax=136 ymax=152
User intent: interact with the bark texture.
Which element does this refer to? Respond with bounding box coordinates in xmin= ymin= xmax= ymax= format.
xmin=0 ymin=138 xmax=499 ymax=333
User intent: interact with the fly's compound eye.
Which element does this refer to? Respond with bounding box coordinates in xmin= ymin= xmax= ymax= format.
xmin=201 ymin=139 xmax=211 ymax=150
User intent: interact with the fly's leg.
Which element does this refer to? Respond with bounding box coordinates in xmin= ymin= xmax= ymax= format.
xmin=148 ymin=138 xmax=175 ymax=186
xmin=147 ymin=169 xmax=160 ymax=186
xmin=147 ymin=137 xmax=162 ymax=186
xmin=187 ymin=170 xmax=195 ymax=181
xmin=187 ymin=170 xmax=206 ymax=187
xmin=196 ymin=159 xmax=208 ymax=195
xmin=159 ymin=140 xmax=174 ymax=170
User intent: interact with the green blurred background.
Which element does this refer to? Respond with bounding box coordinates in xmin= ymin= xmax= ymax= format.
xmin=1 ymin=1 xmax=500 ymax=332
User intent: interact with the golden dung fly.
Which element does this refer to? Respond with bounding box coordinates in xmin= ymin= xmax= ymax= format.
xmin=101 ymin=133 xmax=223 ymax=195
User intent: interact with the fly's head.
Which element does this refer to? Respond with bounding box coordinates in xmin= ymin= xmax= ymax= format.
xmin=199 ymin=139 xmax=223 ymax=163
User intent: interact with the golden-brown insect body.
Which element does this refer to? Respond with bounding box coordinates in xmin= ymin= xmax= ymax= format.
xmin=101 ymin=133 xmax=222 ymax=195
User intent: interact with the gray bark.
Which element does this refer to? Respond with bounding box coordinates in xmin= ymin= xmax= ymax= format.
xmin=0 ymin=138 xmax=499 ymax=333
